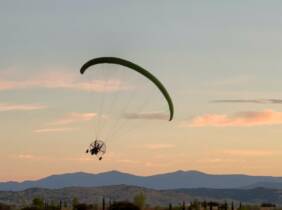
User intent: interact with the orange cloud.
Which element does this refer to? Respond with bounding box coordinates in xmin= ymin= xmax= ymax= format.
xmin=33 ymin=127 xmax=75 ymax=133
xmin=14 ymin=154 xmax=50 ymax=161
xmin=123 ymin=112 xmax=168 ymax=120
xmin=187 ymin=109 xmax=282 ymax=127
xmin=145 ymin=144 xmax=176 ymax=150
xmin=0 ymin=72 xmax=128 ymax=92
xmin=198 ymin=158 xmax=244 ymax=164
xmin=117 ymin=159 xmax=141 ymax=164
xmin=223 ymin=149 xmax=277 ymax=157
xmin=51 ymin=112 xmax=96 ymax=125
xmin=0 ymin=103 xmax=47 ymax=112
xmin=212 ymin=99 xmax=282 ymax=104
xmin=17 ymin=154 xmax=35 ymax=160
xmin=0 ymin=81 xmax=18 ymax=90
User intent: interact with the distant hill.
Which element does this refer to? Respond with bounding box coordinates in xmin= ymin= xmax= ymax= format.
xmin=1 ymin=185 xmax=282 ymax=206
xmin=0 ymin=185 xmax=191 ymax=206
xmin=244 ymin=181 xmax=282 ymax=189
xmin=174 ymin=188 xmax=282 ymax=204
xmin=1 ymin=170 xmax=282 ymax=191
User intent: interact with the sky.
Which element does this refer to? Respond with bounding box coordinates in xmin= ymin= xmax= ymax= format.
xmin=1 ymin=0 xmax=282 ymax=181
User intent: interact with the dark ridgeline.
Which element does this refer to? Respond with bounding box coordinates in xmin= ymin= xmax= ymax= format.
xmin=0 ymin=198 xmax=279 ymax=210
xmin=1 ymin=185 xmax=282 ymax=207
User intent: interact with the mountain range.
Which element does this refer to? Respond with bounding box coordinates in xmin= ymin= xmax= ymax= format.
xmin=1 ymin=170 xmax=282 ymax=191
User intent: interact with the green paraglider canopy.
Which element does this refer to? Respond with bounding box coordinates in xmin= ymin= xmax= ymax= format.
xmin=80 ymin=57 xmax=174 ymax=121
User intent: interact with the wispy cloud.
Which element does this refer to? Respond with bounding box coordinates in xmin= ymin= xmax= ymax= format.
xmin=14 ymin=154 xmax=98 ymax=162
xmin=198 ymin=158 xmax=244 ymax=164
xmin=144 ymin=161 xmax=168 ymax=168
xmin=0 ymin=81 xmax=18 ymax=90
xmin=212 ymin=99 xmax=282 ymax=104
xmin=186 ymin=109 xmax=282 ymax=127
xmin=33 ymin=127 xmax=75 ymax=133
xmin=123 ymin=112 xmax=168 ymax=120
xmin=0 ymin=103 xmax=47 ymax=112
xmin=197 ymin=149 xmax=279 ymax=164
xmin=64 ymin=156 xmax=93 ymax=162
xmin=223 ymin=149 xmax=277 ymax=157
xmin=0 ymin=71 xmax=128 ymax=92
xmin=14 ymin=154 xmax=93 ymax=162
xmin=34 ymin=112 xmax=96 ymax=134
xmin=14 ymin=154 xmax=50 ymax=161
xmin=145 ymin=144 xmax=176 ymax=150
xmin=50 ymin=112 xmax=96 ymax=125
xmin=117 ymin=159 xmax=141 ymax=164
xmin=17 ymin=154 xmax=36 ymax=160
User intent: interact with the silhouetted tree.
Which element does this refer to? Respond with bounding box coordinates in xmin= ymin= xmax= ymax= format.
xmin=74 ymin=204 xmax=87 ymax=210
xmin=63 ymin=201 xmax=68 ymax=208
xmin=261 ymin=203 xmax=276 ymax=208
xmin=73 ymin=204 xmax=97 ymax=210
xmin=109 ymin=202 xmax=140 ymax=210
xmin=190 ymin=200 xmax=200 ymax=210
xmin=33 ymin=198 xmax=44 ymax=209
xmin=239 ymin=202 xmax=242 ymax=210
xmin=45 ymin=205 xmax=60 ymax=210
xmin=207 ymin=202 xmax=219 ymax=210
xmin=102 ymin=197 xmax=106 ymax=210
xmin=0 ymin=203 xmax=12 ymax=210
xmin=133 ymin=192 xmax=146 ymax=210
xmin=182 ymin=201 xmax=186 ymax=210
xmin=22 ymin=207 xmax=40 ymax=210
xmin=154 ymin=206 xmax=161 ymax=210
xmin=208 ymin=202 xmax=212 ymax=210
xmin=72 ymin=198 xmax=79 ymax=209
xmin=92 ymin=204 xmax=98 ymax=210
xmin=221 ymin=201 xmax=227 ymax=210
xmin=109 ymin=200 xmax=112 ymax=210
xmin=202 ymin=201 xmax=207 ymax=210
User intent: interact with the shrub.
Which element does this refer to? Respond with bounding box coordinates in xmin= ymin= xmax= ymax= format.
xmin=0 ymin=203 xmax=12 ymax=210
xmin=109 ymin=201 xmax=140 ymax=210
